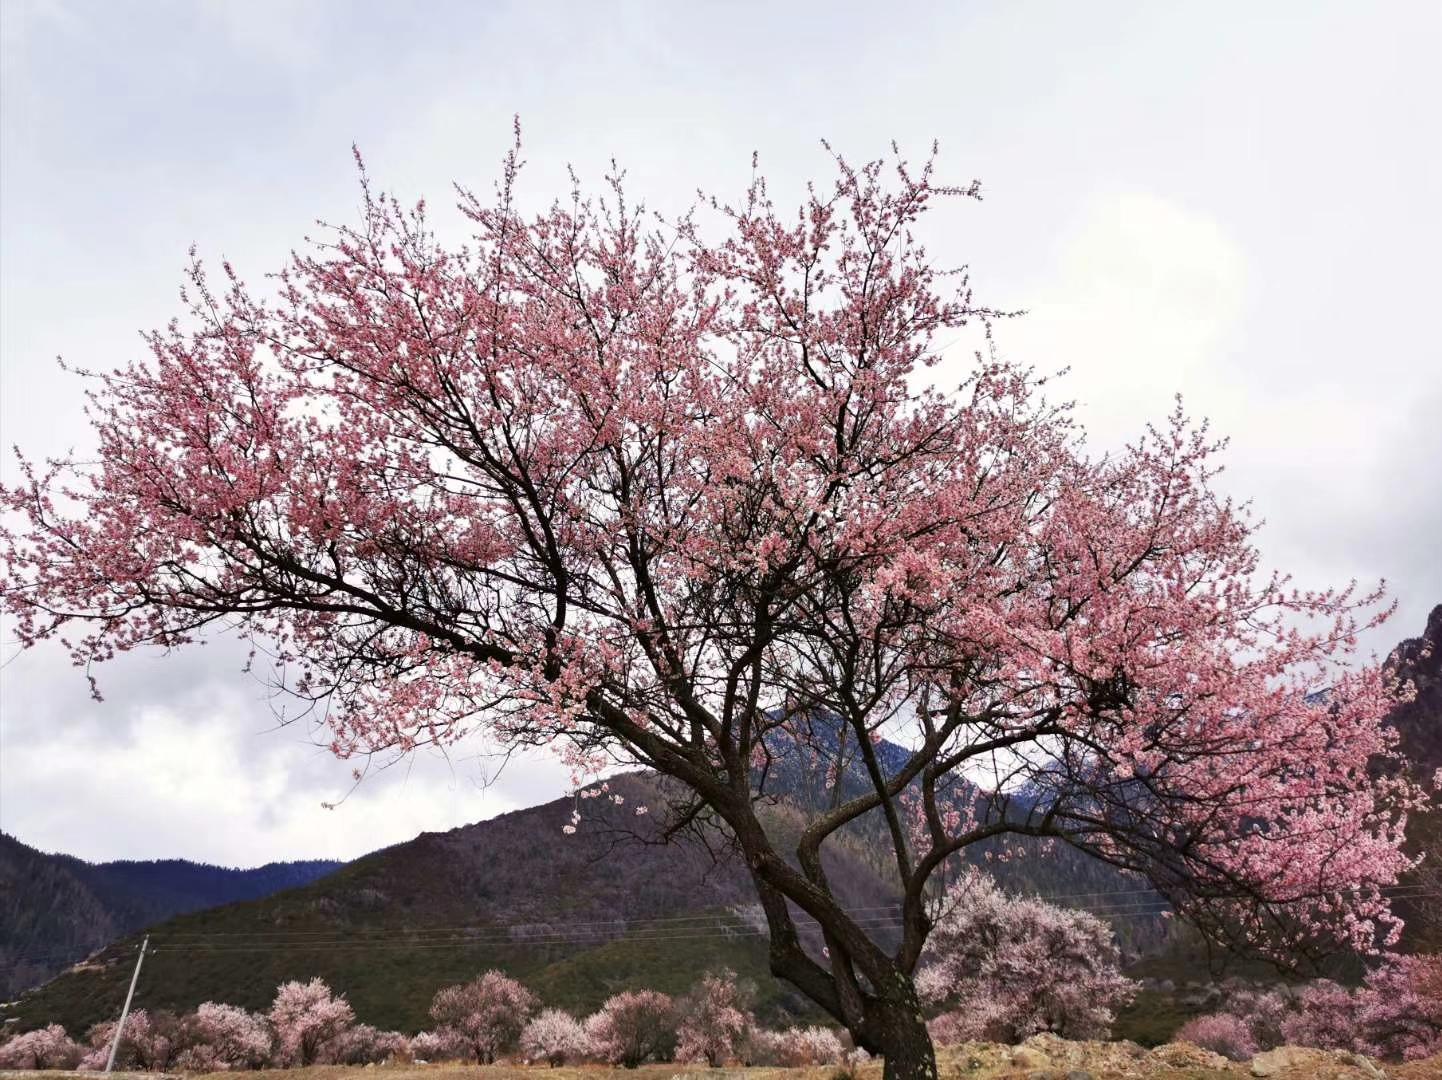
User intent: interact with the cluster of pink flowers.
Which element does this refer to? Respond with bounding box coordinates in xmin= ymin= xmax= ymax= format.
xmin=1177 ymin=955 xmax=1442 ymax=1063
xmin=0 ymin=981 xmax=401 ymax=1072
xmin=582 ymin=990 xmax=677 ymax=1068
xmin=674 ymin=968 xmax=755 ymax=1066
xmin=0 ymin=1025 xmax=83 ymax=1070
xmin=920 ymin=871 xmax=1138 ymax=1043
xmin=180 ymin=1002 xmax=275 ymax=1070
xmin=518 ymin=1009 xmax=590 ymax=1067
xmin=79 ymin=1009 xmax=184 ymax=1071
xmin=745 ymin=1025 xmax=848 ymax=1067
xmin=0 ymin=967 xmax=853 ymax=1072
xmin=1174 ymin=1012 xmax=1259 ymax=1061
xmin=268 ymin=977 xmax=355 ymax=1066
xmin=427 ymin=969 xmax=539 ymax=1063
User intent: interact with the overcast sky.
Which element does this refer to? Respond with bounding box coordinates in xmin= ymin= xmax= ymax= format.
xmin=2 ymin=0 xmax=1438 ymax=867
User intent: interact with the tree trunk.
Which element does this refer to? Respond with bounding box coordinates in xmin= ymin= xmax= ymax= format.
xmin=868 ymin=998 xmax=938 ymax=1080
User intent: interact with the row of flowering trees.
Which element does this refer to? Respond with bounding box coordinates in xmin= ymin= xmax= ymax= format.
xmin=0 ymin=871 xmax=1139 ymax=1071
xmin=2 ymin=873 xmax=1435 ymax=1070
xmin=5 ymin=958 xmax=1438 ymax=1071
xmin=1176 ymin=955 xmax=1442 ymax=1064
xmin=0 ymin=971 xmax=860 ymax=1072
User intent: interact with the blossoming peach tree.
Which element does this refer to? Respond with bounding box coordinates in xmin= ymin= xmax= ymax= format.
xmin=0 ymin=134 xmax=1421 ymax=1079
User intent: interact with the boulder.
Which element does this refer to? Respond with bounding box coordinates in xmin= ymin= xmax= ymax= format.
xmin=1339 ymin=1050 xmax=1387 ymax=1079
xmin=1022 ymin=1033 xmax=1084 ymax=1066
xmin=1250 ymin=1045 xmax=1325 ymax=1076
xmin=1148 ymin=1041 xmax=1231 ymax=1070
xmin=1011 ymin=1044 xmax=1049 ymax=1069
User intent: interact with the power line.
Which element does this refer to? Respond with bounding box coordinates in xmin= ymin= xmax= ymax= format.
xmin=132 ymin=882 xmax=1442 ymax=943
xmin=5 ymin=887 xmax=1434 ymax=967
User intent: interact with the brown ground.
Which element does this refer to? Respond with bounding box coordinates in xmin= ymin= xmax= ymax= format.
xmin=6 ymin=1039 xmax=1441 ymax=1080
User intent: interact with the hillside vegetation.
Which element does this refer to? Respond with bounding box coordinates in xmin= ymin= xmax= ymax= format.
xmin=0 ymin=775 xmax=879 ymax=1033
xmin=0 ymin=836 xmax=339 ymax=999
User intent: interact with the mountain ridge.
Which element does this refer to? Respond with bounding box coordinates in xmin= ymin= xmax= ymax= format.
xmin=0 ymin=771 xmax=893 ymax=1034
xmin=0 ymin=832 xmax=341 ymax=1000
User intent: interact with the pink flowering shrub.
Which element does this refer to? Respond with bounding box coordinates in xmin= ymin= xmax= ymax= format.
xmin=740 ymin=1027 xmax=783 ymax=1065
xmin=0 ymin=1025 xmax=83 ymax=1070
xmin=1279 ymin=979 xmax=1358 ymax=1052
xmin=584 ymin=990 xmax=677 ymax=1067
xmin=1199 ymin=956 xmax=1442 ymax=1063
xmin=919 ymin=872 xmax=1137 ymax=1043
xmin=269 ymin=978 xmax=354 ymax=1066
xmin=317 ymin=1024 xmax=407 ymax=1065
xmin=83 ymin=1009 xmax=183 ymax=1071
xmin=1168 ymin=986 xmax=1294 ymax=1062
xmin=745 ymin=1026 xmax=845 ymax=1067
xmin=1354 ymin=954 xmax=1442 ymax=1061
xmin=675 ymin=969 xmax=754 ymax=1066
xmin=77 ymin=1041 xmax=108 ymax=1071
xmin=767 ymin=1026 xmax=842 ymax=1067
xmin=520 ymin=1009 xmax=590 ymax=1067
xmin=178 ymin=1002 xmax=273 ymax=1070
xmin=408 ymin=1027 xmax=470 ymax=1062
xmin=1176 ymin=1013 xmax=1259 ymax=1061
xmin=429 ymin=970 xmax=538 ymax=1063
xmin=1223 ymin=986 xmax=1292 ymax=1051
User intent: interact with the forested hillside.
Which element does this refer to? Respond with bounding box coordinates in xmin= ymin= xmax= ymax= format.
xmin=0 ymin=834 xmax=339 ymax=999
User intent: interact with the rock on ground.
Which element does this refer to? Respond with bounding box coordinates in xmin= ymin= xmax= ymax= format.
xmin=936 ymin=1036 xmax=1442 ymax=1079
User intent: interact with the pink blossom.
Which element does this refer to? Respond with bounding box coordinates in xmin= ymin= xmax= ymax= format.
xmin=269 ymin=978 xmax=354 ymax=1066
xmin=584 ymin=990 xmax=677 ymax=1067
xmin=919 ymin=871 xmax=1137 ymax=1043
xmin=520 ymin=1009 xmax=590 ymax=1067
xmin=429 ymin=970 xmax=538 ymax=1063
xmin=317 ymin=1024 xmax=408 ymax=1065
xmin=675 ymin=969 xmax=754 ymax=1066
xmin=408 ymin=1027 xmax=470 ymax=1062
xmin=180 ymin=1002 xmax=273 ymax=1069
xmin=0 ymin=1025 xmax=83 ymax=1070
xmin=82 ymin=1009 xmax=183 ymax=1071
xmin=1175 ymin=1013 xmax=1259 ymax=1061
xmin=745 ymin=1026 xmax=846 ymax=1067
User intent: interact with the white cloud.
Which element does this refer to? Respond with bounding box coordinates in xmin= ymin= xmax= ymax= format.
xmin=0 ymin=639 xmax=570 ymax=865
xmin=980 ymin=187 xmax=1250 ymax=451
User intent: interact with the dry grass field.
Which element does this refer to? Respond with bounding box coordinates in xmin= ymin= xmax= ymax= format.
xmin=11 ymin=1040 xmax=1442 ymax=1080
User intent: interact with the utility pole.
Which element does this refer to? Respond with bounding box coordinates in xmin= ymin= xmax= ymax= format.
xmin=103 ymin=936 xmax=148 ymax=1074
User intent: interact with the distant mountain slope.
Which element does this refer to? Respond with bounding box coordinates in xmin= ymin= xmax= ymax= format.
xmin=0 ymin=833 xmax=340 ymax=1000
xmin=1 ymin=773 xmax=893 ymax=1035
xmin=0 ymin=837 xmax=118 ymax=1002
xmin=2 ymin=774 xmax=1170 ymax=1038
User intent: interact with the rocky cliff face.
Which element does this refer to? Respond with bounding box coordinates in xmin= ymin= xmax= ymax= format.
xmin=1383 ymin=603 xmax=1442 ymax=951
xmin=1386 ymin=603 xmax=1442 ymax=771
